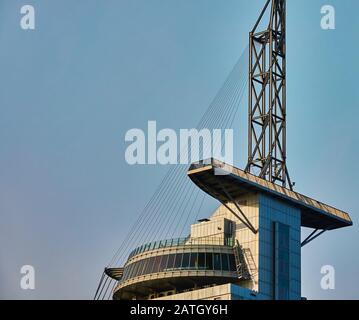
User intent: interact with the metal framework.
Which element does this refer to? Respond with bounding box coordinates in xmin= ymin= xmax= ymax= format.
xmin=218 ymin=182 xmax=258 ymax=235
xmin=301 ymin=229 xmax=327 ymax=247
xmin=245 ymin=0 xmax=293 ymax=190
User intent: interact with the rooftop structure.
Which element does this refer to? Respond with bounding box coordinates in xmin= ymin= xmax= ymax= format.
xmin=189 ymin=159 xmax=352 ymax=231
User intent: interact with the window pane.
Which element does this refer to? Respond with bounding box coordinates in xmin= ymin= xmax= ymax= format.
xmin=174 ymin=253 xmax=183 ymax=270
xmin=143 ymin=259 xmax=152 ymax=276
xmin=136 ymin=261 xmax=144 ymax=276
xmin=166 ymin=254 xmax=175 ymax=271
xmin=228 ymin=254 xmax=236 ymax=271
xmin=274 ymin=222 xmax=290 ymax=300
xmin=205 ymin=253 xmax=213 ymax=270
xmin=132 ymin=262 xmax=140 ymax=277
xmin=145 ymin=258 xmax=153 ymax=275
xmin=182 ymin=253 xmax=190 ymax=269
xmin=123 ymin=265 xmax=131 ymax=280
xmin=137 ymin=260 xmax=146 ymax=276
xmin=152 ymin=255 xmax=162 ymax=273
xmin=159 ymin=255 xmax=169 ymax=273
xmin=129 ymin=262 xmax=136 ymax=278
xmin=149 ymin=257 xmax=156 ymax=274
xmin=190 ymin=252 xmax=198 ymax=269
xmin=221 ymin=254 xmax=230 ymax=271
xmin=213 ymin=253 xmax=221 ymax=270
xmin=198 ymin=253 xmax=205 ymax=270
xmin=128 ymin=263 xmax=136 ymax=278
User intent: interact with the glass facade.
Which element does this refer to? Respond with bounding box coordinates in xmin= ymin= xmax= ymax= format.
xmin=258 ymin=194 xmax=301 ymax=300
xmin=274 ymin=222 xmax=290 ymax=300
xmin=122 ymin=251 xmax=236 ymax=282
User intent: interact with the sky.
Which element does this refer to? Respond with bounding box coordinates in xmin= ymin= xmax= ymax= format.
xmin=0 ymin=0 xmax=358 ymax=300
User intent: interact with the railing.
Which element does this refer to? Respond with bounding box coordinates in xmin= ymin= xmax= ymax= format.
xmin=128 ymin=237 xmax=233 ymax=260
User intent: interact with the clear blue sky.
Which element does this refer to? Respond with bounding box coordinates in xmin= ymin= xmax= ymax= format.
xmin=0 ymin=0 xmax=358 ymax=299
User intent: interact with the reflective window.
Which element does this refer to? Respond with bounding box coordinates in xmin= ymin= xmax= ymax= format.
xmin=167 ymin=254 xmax=175 ymax=270
xmin=275 ymin=222 xmax=290 ymax=300
xmin=182 ymin=253 xmax=190 ymax=269
xmin=174 ymin=253 xmax=183 ymax=270
xmin=153 ymin=255 xmax=162 ymax=273
xmin=190 ymin=252 xmax=198 ymax=269
xmin=205 ymin=253 xmax=213 ymax=270
xmin=123 ymin=251 xmax=237 ymax=281
xmin=128 ymin=262 xmax=135 ymax=278
xmin=122 ymin=267 xmax=129 ymax=281
xmin=160 ymin=255 xmax=169 ymax=272
xmin=198 ymin=253 xmax=205 ymax=270
xmin=129 ymin=263 xmax=136 ymax=279
xmin=221 ymin=254 xmax=229 ymax=271
xmin=136 ymin=261 xmax=143 ymax=277
xmin=213 ymin=253 xmax=221 ymax=270
xmin=137 ymin=260 xmax=146 ymax=276
xmin=229 ymin=254 xmax=236 ymax=271
xmin=145 ymin=257 xmax=155 ymax=274
xmin=131 ymin=262 xmax=139 ymax=278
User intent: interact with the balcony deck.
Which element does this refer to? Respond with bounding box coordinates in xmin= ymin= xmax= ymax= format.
xmin=188 ymin=159 xmax=352 ymax=231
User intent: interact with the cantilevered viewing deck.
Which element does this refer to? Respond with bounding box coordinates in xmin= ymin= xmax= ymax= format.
xmin=188 ymin=159 xmax=352 ymax=231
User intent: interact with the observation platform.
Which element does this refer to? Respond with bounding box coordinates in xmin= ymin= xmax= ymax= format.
xmin=113 ymin=237 xmax=239 ymax=300
xmin=188 ymin=159 xmax=352 ymax=231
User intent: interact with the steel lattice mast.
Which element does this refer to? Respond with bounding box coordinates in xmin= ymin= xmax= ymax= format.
xmin=245 ymin=0 xmax=293 ymax=190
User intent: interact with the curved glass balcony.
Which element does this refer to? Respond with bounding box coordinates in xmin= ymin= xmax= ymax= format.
xmin=121 ymin=250 xmax=237 ymax=282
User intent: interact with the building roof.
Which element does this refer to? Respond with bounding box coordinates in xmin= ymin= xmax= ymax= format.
xmin=188 ymin=159 xmax=352 ymax=231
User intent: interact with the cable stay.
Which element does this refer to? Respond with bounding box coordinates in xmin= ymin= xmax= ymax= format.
xmin=94 ymin=46 xmax=249 ymax=300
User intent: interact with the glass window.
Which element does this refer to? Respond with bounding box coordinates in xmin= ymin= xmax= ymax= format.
xmin=198 ymin=253 xmax=205 ymax=270
xmin=274 ymin=222 xmax=290 ymax=300
xmin=145 ymin=257 xmax=155 ymax=275
xmin=123 ymin=266 xmax=130 ymax=280
xmin=228 ymin=254 xmax=236 ymax=271
xmin=132 ymin=262 xmax=140 ymax=278
xmin=152 ymin=255 xmax=162 ymax=273
xmin=205 ymin=253 xmax=213 ymax=270
xmin=182 ymin=253 xmax=190 ymax=269
xmin=129 ymin=264 xmax=135 ymax=278
xmin=213 ymin=253 xmax=221 ymax=270
xmin=136 ymin=261 xmax=144 ymax=277
xmin=128 ymin=262 xmax=136 ymax=278
xmin=190 ymin=252 xmax=198 ymax=269
xmin=137 ymin=260 xmax=144 ymax=277
xmin=221 ymin=254 xmax=230 ymax=271
xmin=137 ymin=260 xmax=146 ymax=276
xmin=166 ymin=254 xmax=175 ymax=270
xmin=159 ymin=255 xmax=169 ymax=273
xmin=174 ymin=253 xmax=183 ymax=270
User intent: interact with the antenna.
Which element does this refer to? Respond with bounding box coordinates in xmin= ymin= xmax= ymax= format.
xmin=245 ymin=0 xmax=293 ymax=190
